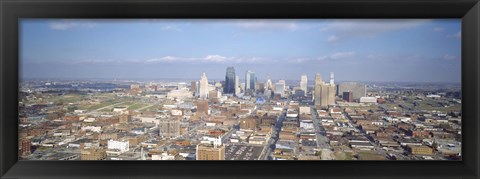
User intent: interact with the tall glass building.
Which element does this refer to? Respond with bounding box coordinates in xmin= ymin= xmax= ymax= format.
xmin=224 ymin=67 xmax=236 ymax=94
xmin=245 ymin=70 xmax=256 ymax=91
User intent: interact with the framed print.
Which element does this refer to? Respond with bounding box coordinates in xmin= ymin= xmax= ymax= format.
xmin=1 ymin=0 xmax=479 ymax=178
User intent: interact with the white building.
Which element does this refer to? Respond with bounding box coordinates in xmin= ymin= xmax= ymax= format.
xmin=299 ymin=106 xmax=311 ymax=115
xmin=152 ymin=153 xmax=176 ymax=160
xmin=113 ymin=106 xmax=128 ymax=112
xmin=167 ymin=89 xmax=193 ymax=99
xmin=360 ymin=97 xmax=377 ymax=103
xmin=199 ymin=72 xmax=209 ymax=99
xmin=274 ymin=82 xmax=285 ymax=97
xmin=300 ymin=75 xmax=308 ymax=96
xmin=300 ymin=120 xmax=314 ymax=129
xmin=235 ymin=75 xmax=240 ymax=96
xmin=107 ymin=140 xmax=129 ymax=153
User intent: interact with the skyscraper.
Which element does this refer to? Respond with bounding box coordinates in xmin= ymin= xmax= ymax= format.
xmin=314 ymin=73 xmax=336 ymax=107
xmin=245 ymin=70 xmax=252 ymax=90
xmin=245 ymin=70 xmax=256 ymax=93
xmin=199 ymin=72 xmax=209 ymax=99
xmin=274 ymin=82 xmax=285 ymax=97
xmin=313 ymin=73 xmax=323 ymax=102
xmin=250 ymin=72 xmax=257 ymax=91
xmin=328 ymin=72 xmax=336 ymax=104
xmin=235 ymin=75 xmax=240 ymax=96
xmin=265 ymin=77 xmax=272 ymax=91
xmin=300 ymin=74 xmax=308 ymax=96
xmin=224 ymin=67 xmax=235 ymax=94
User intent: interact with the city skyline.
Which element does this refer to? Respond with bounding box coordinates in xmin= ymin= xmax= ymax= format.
xmin=21 ymin=19 xmax=461 ymax=83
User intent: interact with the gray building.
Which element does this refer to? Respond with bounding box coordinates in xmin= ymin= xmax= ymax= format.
xmin=245 ymin=70 xmax=256 ymax=93
xmin=159 ymin=118 xmax=180 ymax=139
xmin=337 ymin=82 xmax=366 ymax=101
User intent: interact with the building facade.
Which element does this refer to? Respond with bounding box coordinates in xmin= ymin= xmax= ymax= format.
xmin=196 ymin=143 xmax=225 ymax=160
xmin=199 ymin=72 xmax=209 ymax=99
xmin=81 ymin=148 xmax=107 ymax=160
xmin=245 ymin=70 xmax=256 ymax=93
xmin=314 ymin=73 xmax=336 ymax=107
xmin=159 ymin=118 xmax=180 ymax=139
xmin=300 ymin=74 xmax=308 ymax=96
xmin=274 ymin=82 xmax=285 ymax=97
xmin=343 ymin=91 xmax=353 ymax=102
xmin=107 ymin=140 xmax=129 ymax=153
xmin=224 ymin=67 xmax=236 ymax=94
xmin=337 ymin=82 xmax=367 ymax=101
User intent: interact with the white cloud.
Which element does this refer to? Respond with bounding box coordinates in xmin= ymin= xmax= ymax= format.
xmin=146 ymin=56 xmax=181 ymax=63
xmin=443 ymin=54 xmax=457 ymax=61
xmin=49 ymin=20 xmax=95 ymax=30
xmin=433 ymin=27 xmax=445 ymax=32
xmin=160 ymin=25 xmax=181 ymax=31
xmin=321 ymin=19 xmax=430 ymax=42
xmin=235 ymin=20 xmax=299 ymax=31
xmin=449 ymin=31 xmax=461 ymax=39
xmin=330 ymin=51 xmax=356 ymax=59
xmin=144 ymin=55 xmax=269 ymax=64
xmin=318 ymin=51 xmax=356 ymax=61
xmin=327 ymin=35 xmax=339 ymax=43
xmin=204 ymin=55 xmax=227 ymax=62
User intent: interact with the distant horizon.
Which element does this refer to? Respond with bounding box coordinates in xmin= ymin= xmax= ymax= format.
xmin=21 ymin=19 xmax=461 ymax=83
xmin=20 ymin=76 xmax=462 ymax=85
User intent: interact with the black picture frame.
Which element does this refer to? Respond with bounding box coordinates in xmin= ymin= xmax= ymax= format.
xmin=1 ymin=0 xmax=479 ymax=179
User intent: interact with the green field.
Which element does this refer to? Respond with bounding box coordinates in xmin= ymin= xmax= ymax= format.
xmin=356 ymin=151 xmax=386 ymax=160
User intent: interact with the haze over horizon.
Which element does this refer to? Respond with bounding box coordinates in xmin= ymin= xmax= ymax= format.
xmin=20 ymin=19 xmax=461 ymax=83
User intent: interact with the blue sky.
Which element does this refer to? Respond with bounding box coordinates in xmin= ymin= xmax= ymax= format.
xmin=20 ymin=19 xmax=461 ymax=83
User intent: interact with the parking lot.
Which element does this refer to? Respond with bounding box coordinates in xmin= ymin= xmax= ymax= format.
xmin=225 ymin=144 xmax=264 ymax=160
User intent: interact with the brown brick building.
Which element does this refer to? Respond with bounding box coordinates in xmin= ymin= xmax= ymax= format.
xmin=196 ymin=144 xmax=225 ymax=160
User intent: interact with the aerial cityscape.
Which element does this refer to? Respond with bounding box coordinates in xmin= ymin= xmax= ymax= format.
xmin=19 ymin=19 xmax=461 ymax=160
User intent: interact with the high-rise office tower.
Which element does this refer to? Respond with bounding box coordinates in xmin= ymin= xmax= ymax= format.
xmin=245 ymin=70 xmax=256 ymax=93
xmin=274 ymin=82 xmax=285 ymax=97
xmin=313 ymin=73 xmax=323 ymax=102
xmin=199 ymin=72 xmax=209 ymax=99
xmin=314 ymin=73 xmax=336 ymax=107
xmin=224 ymin=67 xmax=235 ymax=94
xmin=245 ymin=70 xmax=252 ymax=90
xmin=300 ymin=74 xmax=308 ymax=96
xmin=265 ymin=77 xmax=273 ymax=91
xmin=235 ymin=75 xmax=240 ymax=96
xmin=251 ymin=72 xmax=257 ymax=91
xmin=328 ymin=72 xmax=335 ymax=104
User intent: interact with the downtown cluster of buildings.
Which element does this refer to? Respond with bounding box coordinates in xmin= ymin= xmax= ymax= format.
xmin=18 ymin=66 xmax=462 ymax=161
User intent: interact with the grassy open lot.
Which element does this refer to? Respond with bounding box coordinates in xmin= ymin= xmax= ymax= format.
xmin=79 ymin=98 xmax=124 ymax=111
xmin=356 ymin=151 xmax=387 ymax=160
xmin=415 ymin=100 xmax=461 ymax=113
xmin=334 ymin=151 xmax=355 ymax=160
xmin=138 ymin=104 xmax=161 ymax=112
xmin=47 ymin=94 xmax=84 ymax=105
xmin=127 ymin=103 xmax=148 ymax=110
